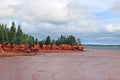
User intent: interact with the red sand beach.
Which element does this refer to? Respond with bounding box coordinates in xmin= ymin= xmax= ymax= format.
xmin=0 ymin=49 xmax=120 ymax=80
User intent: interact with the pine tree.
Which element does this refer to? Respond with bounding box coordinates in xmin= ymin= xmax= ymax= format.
xmin=45 ymin=36 xmax=51 ymax=45
xmin=16 ymin=25 xmax=23 ymax=44
xmin=56 ymin=39 xmax=60 ymax=45
xmin=28 ymin=36 xmax=35 ymax=45
xmin=9 ymin=22 xmax=16 ymax=44
xmin=51 ymin=39 xmax=56 ymax=45
xmin=23 ymin=34 xmax=29 ymax=45
xmin=4 ymin=24 xmax=9 ymax=43
xmin=59 ymin=35 xmax=67 ymax=44
xmin=67 ymin=35 xmax=77 ymax=45
xmin=35 ymin=38 xmax=38 ymax=44
xmin=0 ymin=22 xmax=80 ymax=46
xmin=0 ymin=24 xmax=4 ymax=42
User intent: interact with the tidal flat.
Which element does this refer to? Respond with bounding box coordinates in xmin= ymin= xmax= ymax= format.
xmin=0 ymin=49 xmax=120 ymax=80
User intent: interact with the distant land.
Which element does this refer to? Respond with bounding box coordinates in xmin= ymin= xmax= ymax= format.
xmin=83 ymin=44 xmax=120 ymax=50
xmin=83 ymin=44 xmax=120 ymax=46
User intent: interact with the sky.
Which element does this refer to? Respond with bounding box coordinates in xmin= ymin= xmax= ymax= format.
xmin=0 ymin=0 xmax=120 ymax=45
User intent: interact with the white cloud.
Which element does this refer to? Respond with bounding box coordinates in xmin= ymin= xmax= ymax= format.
xmin=105 ymin=23 xmax=120 ymax=32
xmin=0 ymin=0 xmax=119 ymax=35
xmin=0 ymin=0 xmax=21 ymax=18
xmin=104 ymin=0 xmax=120 ymax=33
xmin=16 ymin=0 xmax=69 ymax=23
xmin=0 ymin=0 xmax=99 ymax=34
xmin=0 ymin=0 xmax=120 ymax=44
xmin=111 ymin=0 xmax=120 ymax=15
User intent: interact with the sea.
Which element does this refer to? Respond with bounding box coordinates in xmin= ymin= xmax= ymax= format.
xmin=84 ymin=45 xmax=120 ymax=50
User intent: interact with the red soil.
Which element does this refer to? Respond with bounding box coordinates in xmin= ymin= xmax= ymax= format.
xmin=0 ymin=43 xmax=84 ymax=57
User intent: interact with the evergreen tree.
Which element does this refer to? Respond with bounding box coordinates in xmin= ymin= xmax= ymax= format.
xmin=9 ymin=22 xmax=16 ymax=44
xmin=28 ymin=36 xmax=35 ymax=45
xmin=22 ymin=34 xmax=29 ymax=45
xmin=39 ymin=40 xmax=44 ymax=45
xmin=4 ymin=25 xmax=9 ymax=43
xmin=45 ymin=36 xmax=51 ymax=45
xmin=35 ymin=38 xmax=38 ymax=44
xmin=51 ymin=39 xmax=56 ymax=45
xmin=16 ymin=25 xmax=23 ymax=44
xmin=59 ymin=35 xmax=67 ymax=44
xmin=67 ymin=35 xmax=77 ymax=45
xmin=0 ymin=24 xmax=5 ymax=42
xmin=0 ymin=22 xmax=81 ymax=46
xmin=56 ymin=39 xmax=60 ymax=45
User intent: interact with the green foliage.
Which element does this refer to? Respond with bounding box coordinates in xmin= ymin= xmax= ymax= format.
xmin=22 ymin=34 xmax=28 ymax=44
xmin=35 ymin=38 xmax=38 ymax=44
xmin=27 ymin=36 xmax=35 ymax=45
xmin=0 ymin=22 xmax=37 ymax=45
xmin=54 ymin=35 xmax=78 ymax=45
xmin=41 ymin=35 xmax=80 ymax=45
xmin=45 ymin=36 xmax=51 ymax=45
xmin=59 ymin=35 xmax=67 ymax=44
xmin=55 ymin=35 xmax=66 ymax=45
xmin=0 ymin=22 xmax=81 ymax=46
xmin=0 ymin=24 xmax=4 ymax=42
xmin=4 ymin=25 xmax=9 ymax=42
xmin=39 ymin=40 xmax=44 ymax=45
xmin=9 ymin=22 xmax=16 ymax=44
xmin=66 ymin=35 xmax=77 ymax=45
xmin=51 ymin=39 xmax=56 ymax=45
xmin=0 ymin=24 xmax=9 ymax=43
xmin=16 ymin=25 xmax=23 ymax=44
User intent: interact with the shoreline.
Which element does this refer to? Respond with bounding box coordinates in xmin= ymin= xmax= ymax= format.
xmin=0 ymin=50 xmax=81 ymax=57
xmin=0 ymin=48 xmax=120 ymax=57
xmin=0 ymin=43 xmax=84 ymax=57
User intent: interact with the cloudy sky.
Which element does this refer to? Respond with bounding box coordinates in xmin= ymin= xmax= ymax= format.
xmin=0 ymin=0 xmax=120 ymax=45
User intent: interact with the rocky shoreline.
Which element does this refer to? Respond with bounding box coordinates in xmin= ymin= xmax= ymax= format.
xmin=0 ymin=43 xmax=84 ymax=57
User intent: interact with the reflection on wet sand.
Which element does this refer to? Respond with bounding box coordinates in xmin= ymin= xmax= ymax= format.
xmin=0 ymin=49 xmax=120 ymax=80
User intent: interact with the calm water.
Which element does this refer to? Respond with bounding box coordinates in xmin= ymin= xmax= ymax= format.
xmin=84 ymin=45 xmax=120 ymax=50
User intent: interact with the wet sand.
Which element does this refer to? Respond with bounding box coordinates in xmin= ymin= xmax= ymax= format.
xmin=0 ymin=49 xmax=120 ymax=80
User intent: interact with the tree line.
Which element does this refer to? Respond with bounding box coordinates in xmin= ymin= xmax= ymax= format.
xmin=0 ymin=22 xmax=81 ymax=45
xmin=40 ymin=35 xmax=81 ymax=45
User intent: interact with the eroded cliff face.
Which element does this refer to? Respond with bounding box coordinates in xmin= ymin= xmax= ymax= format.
xmin=0 ymin=43 xmax=4 ymax=53
xmin=0 ymin=43 xmax=84 ymax=54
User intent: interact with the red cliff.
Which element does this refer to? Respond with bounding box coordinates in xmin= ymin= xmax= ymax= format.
xmin=0 ymin=43 xmax=84 ymax=56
